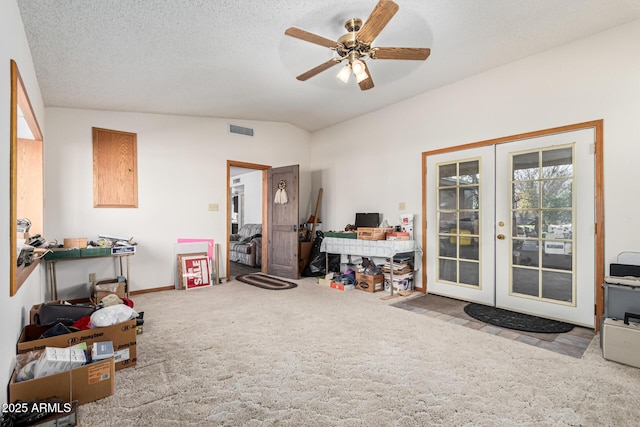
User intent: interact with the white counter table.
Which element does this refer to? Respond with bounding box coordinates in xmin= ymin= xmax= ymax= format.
xmin=320 ymin=237 xmax=422 ymax=296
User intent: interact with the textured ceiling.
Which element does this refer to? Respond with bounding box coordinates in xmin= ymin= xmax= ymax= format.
xmin=16 ymin=0 xmax=640 ymax=132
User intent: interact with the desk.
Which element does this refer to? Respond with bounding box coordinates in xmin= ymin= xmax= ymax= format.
xmin=44 ymin=249 xmax=134 ymax=300
xmin=321 ymin=237 xmax=422 ymax=296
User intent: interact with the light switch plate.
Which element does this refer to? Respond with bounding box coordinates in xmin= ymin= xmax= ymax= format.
xmin=208 ymin=204 xmax=219 ymax=211
xmin=399 ymin=202 xmax=406 ymax=210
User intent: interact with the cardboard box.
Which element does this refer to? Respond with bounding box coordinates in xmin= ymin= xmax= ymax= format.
xmin=386 ymin=232 xmax=410 ymax=240
xmin=384 ymin=272 xmax=414 ymax=291
xmin=33 ymin=347 xmax=87 ymax=379
xmin=94 ymin=279 xmax=126 ymax=302
xmin=357 ymin=227 xmax=394 ymax=240
xmin=318 ymin=273 xmax=334 ymax=286
xmin=330 ymin=282 xmax=355 ymax=291
xmin=355 ymin=272 xmax=384 ymax=293
xmin=92 ymin=341 xmax=115 ymax=361
xmin=18 ymin=319 xmax=137 ymax=371
xmin=9 ymin=358 xmax=115 ymax=406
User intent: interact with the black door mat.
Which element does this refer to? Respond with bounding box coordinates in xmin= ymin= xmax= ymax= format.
xmin=463 ymin=303 xmax=574 ymax=333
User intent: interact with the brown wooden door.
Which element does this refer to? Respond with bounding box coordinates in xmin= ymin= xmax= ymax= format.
xmin=267 ymin=165 xmax=299 ymax=279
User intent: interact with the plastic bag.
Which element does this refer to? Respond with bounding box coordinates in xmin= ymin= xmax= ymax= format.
xmin=302 ymin=232 xmax=340 ymax=277
xmin=15 ymin=350 xmax=42 ymax=382
xmin=90 ymin=305 xmax=138 ymax=328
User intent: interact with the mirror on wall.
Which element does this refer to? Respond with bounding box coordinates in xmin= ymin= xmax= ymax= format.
xmin=10 ymin=59 xmax=44 ymax=296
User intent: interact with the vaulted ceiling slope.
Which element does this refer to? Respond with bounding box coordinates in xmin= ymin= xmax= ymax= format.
xmin=17 ymin=0 xmax=640 ymax=132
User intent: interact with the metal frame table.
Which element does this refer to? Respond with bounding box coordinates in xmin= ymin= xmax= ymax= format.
xmin=44 ymin=251 xmax=134 ymax=300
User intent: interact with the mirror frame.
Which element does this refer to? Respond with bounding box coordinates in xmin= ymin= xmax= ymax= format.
xmin=10 ymin=59 xmax=43 ymax=296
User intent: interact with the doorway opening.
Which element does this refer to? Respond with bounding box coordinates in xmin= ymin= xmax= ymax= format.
xmin=226 ymin=161 xmax=270 ymax=280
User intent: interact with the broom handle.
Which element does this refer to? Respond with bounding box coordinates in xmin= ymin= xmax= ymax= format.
xmin=309 ymin=188 xmax=323 ymax=246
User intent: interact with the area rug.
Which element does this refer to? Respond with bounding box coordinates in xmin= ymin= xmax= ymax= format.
xmin=236 ymin=273 xmax=297 ymax=290
xmin=464 ymin=303 xmax=574 ymax=333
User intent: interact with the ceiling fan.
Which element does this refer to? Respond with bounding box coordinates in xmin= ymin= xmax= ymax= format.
xmin=284 ymin=0 xmax=430 ymax=91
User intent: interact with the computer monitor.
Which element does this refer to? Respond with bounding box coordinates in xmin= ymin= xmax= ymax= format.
xmin=355 ymin=213 xmax=380 ymax=228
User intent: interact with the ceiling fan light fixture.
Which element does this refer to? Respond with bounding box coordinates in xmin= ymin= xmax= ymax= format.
xmin=351 ymin=59 xmax=369 ymax=83
xmin=351 ymin=59 xmax=365 ymax=74
xmin=336 ymin=63 xmax=351 ymax=83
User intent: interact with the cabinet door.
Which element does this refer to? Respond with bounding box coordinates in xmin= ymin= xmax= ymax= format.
xmin=93 ymin=127 xmax=138 ymax=208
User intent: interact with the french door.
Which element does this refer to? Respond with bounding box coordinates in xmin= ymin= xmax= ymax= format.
xmin=426 ymin=128 xmax=596 ymax=327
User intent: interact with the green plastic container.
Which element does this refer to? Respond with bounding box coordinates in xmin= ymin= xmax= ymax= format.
xmin=324 ymin=232 xmax=358 ymax=239
xmin=80 ymin=247 xmax=112 ymax=257
xmin=44 ymin=249 xmax=81 ymax=260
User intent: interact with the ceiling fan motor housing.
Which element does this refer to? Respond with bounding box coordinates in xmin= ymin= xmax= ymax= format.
xmin=337 ymin=18 xmax=370 ymax=58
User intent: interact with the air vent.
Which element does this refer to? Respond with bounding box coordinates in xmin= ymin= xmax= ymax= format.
xmin=232 ymin=177 xmax=241 ymax=184
xmin=229 ymin=124 xmax=254 ymax=137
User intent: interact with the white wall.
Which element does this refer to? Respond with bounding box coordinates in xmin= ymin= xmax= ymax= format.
xmin=310 ymin=20 xmax=640 ymax=288
xmin=44 ymin=109 xmax=311 ymax=293
xmin=0 ymin=0 xmax=48 ymax=405
xmin=231 ymin=170 xmax=263 ymax=225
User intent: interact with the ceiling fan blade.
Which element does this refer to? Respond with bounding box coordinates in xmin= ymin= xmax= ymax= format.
xmin=296 ymin=59 xmax=341 ymax=81
xmin=357 ymin=0 xmax=399 ymax=45
xmin=371 ymin=47 xmax=431 ymax=60
xmin=358 ymin=62 xmax=375 ymax=91
xmin=285 ymin=27 xmax=336 ymax=49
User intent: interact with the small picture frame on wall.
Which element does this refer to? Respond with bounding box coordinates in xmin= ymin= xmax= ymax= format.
xmin=177 ymin=253 xmax=212 ymax=290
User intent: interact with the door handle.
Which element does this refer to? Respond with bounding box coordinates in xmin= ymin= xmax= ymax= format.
xmin=497 ymin=234 xmax=505 ymax=240
xmin=293 ymin=224 xmax=297 ymax=232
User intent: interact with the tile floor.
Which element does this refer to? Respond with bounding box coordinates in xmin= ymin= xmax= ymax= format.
xmin=391 ymin=293 xmax=597 ymax=358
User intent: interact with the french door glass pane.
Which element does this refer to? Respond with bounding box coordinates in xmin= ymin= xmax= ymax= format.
xmin=512 ymin=210 xmax=539 ymax=238
xmin=542 ymin=179 xmax=572 ymax=208
xmin=513 ymin=181 xmax=539 ymax=209
xmin=460 ymin=237 xmax=479 ymax=260
xmin=541 ymin=244 xmax=572 ymax=271
xmin=460 ymin=261 xmax=479 ymax=286
xmin=512 ymin=267 xmax=538 ymax=297
xmin=542 ymin=148 xmax=573 ymax=177
xmin=439 ymin=236 xmax=456 ymax=257
xmin=437 ymin=159 xmax=481 ymax=288
xmin=439 ymin=164 xmax=457 ymax=186
xmin=459 ymin=161 xmax=479 ymax=184
xmin=541 ymin=210 xmax=573 ymax=235
xmin=510 ymin=146 xmax=575 ymax=305
xmin=440 ymin=259 xmax=457 ymax=282
xmin=438 ymin=212 xmax=457 ymax=235
xmin=439 ymin=188 xmax=457 ymax=209
xmin=461 ymin=186 xmax=479 ymax=209
xmin=541 ymin=271 xmax=573 ymax=302
xmin=513 ymin=239 xmax=539 ymax=267
xmin=513 ymin=152 xmax=539 ymax=180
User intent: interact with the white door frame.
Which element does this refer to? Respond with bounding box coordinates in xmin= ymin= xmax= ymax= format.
xmin=421 ymin=120 xmax=605 ymax=329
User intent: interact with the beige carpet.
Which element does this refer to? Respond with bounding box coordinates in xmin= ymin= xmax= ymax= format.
xmin=78 ymin=277 xmax=640 ymax=426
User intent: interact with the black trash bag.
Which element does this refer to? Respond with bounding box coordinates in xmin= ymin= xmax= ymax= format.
xmin=302 ymin=232 xmax=340 ymax=277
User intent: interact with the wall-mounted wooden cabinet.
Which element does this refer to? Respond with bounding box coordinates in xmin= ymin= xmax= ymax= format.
xmin=92 ymin=127 xmax=138 ymax=208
